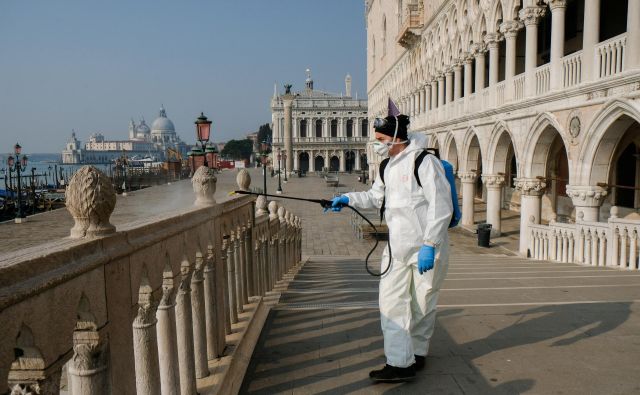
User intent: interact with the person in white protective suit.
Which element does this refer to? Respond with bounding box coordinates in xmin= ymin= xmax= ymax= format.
xmin=328 ymin=114 xmax=453 ymax=382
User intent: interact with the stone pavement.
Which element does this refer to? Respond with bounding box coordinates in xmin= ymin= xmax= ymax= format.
xmin=240 ymin=173 xmax=640 ymax=394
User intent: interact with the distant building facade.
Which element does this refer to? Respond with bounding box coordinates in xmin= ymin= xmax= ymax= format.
xmin=61 ymin=106 xmax=189 ymax=164
xmin=271 ymin=70 xmax=369 ymax=173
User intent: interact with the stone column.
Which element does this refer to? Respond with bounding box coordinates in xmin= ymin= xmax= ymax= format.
xmin=474 ymin=45 xmax=487 ymax=92
xmin=176 ymin=259 xmax=197 ymax=395
xmin=445 ymin=70 xmax=453 ymax=104
xmin=453 ymin=64 xmax=463 ymax=100
xmin=464 ymin=58 xmax=473 ymax=96
xmin=190 ymin=253 xmax=208 ymax=379
xmin=355 ymin=150 xmax=361 ymax=171
xmin=501 ymin=22 xmax=522 ymax=81
xmin=437 ymin=75 xmax=445 ymax=107
xmin=520 ymin=6 xmax=546 ymax=97
xmin=431 ymin=80 xmax=438 ymax=109
xmin=482 ymin=174 xmax=506 ymax=236
xmin=626 ymin=0 xmax=640 ymax=70
xmin=339 ymin=152 xmax=346 ymax=172
xmin=282 ymin=94 xmax=294 ymax=173
xmin=582 ymin=0 xmax=600 ymax=82
xmin=547 ymin=0 xmax=567 ymax=89
xmin=157 ymin=268 xmax=180 ymax=395
xmin=566 ymin=185 xmax=608 ymax=222
xmin=459 ymin=172 xmax=477 ymax=227
xmin=418 ymin=89 xmax=424 ymax=113
xmin=515 ymin=178 xmax=547 ymax=256
xmin=424 ymin=84 xmax=431 ymax=112
xmin=485 ymin=33 xmax=502 ymax=87
xmin=133 ymin=278 xmax=161 ymax=395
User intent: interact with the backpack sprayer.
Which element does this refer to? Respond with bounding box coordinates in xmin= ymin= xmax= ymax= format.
xmin=231 ymin=190 xmax=391 ymax=276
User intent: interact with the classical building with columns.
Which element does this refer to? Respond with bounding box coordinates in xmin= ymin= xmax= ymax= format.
xmin=366 ymin=0 xmax=640 ymax=265
xmin=271 ymin=70 xmax=369 ymax=173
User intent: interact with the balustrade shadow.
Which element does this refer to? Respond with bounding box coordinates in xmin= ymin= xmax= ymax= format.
xmin=241 ymin=299 xmax=631 ymax=394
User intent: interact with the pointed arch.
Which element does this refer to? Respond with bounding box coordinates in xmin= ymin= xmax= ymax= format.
xmin=443 ymin=131 xmax=460 ymax=172
xmin=522 ymin=112 xmax=569 ymax=179
xmin=461 ymin=126 xmax=483 ymax=173
xmin=578 ymin=99 xmax=640 ymax=185
xmin=486 ymin=120 xmax=519 ymax=175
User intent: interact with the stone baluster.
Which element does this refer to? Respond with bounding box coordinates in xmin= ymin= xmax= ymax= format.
xmin=220 ymin=237 xmax=232 ymax=334
xmin=254 ymin=237 xmax=263 ymax=296
xmin=568 ymin=234 xmax=575 ymax=263
xmin=244 ymin=221 xmax=255 ymax=297
xmin=237 ymin=227 xmax=249 ymax=305
xmin=620 ymin=228 xmax=628 ymax=268
xmin=68 ymin=297 xmax=108 ymax=395
xmin=226 ymin=235 xmax=239 ymax=324
xmin=577 ymin=229 xmax=585 ymax=264
xmin=591 ymin=230 xmax=599 ymax=266
xmin=629 ymin=230 xmax=637 ymax=270
xmin=233 ymin=229 xmax=244 ymax=313
xmin=8 ymin=325 xmax=62 ymax=394
xmin=611 ymin=227 xmax=620 ymax=267
xmin=176 ymin=259 xmax=197 ymax=395
xmin=133 ymin=275 xmax=161 ymax=395
xmin=584 ymin=230 xmax=592 ymax=265
xmin=599 ymin=230 xmax=607 ymax=267
xmin=192 ymin=165 xmax=217 ymax=206
xmin=278 ymin=207 xmax=287 ymax=278
xmin=549 ymin=230 xmax=557 ymax=261
xmin=203 ymin=245 xmax=221 ymax=360
xmin=562 ymin=232 xmax=569 ymax=263
xmin=66 ymin=165 xmax=116 ymax=238
xmin=157 ymin=266 xmax=180 ymax=395
xmin=191 ymin=252 xmax=209 ymax=379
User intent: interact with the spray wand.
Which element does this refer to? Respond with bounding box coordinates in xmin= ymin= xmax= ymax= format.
xmin=231 ymin=190 xmax=389 ymax=276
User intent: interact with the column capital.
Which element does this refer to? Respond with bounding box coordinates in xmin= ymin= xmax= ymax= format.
xmin=471 ymin=42 xmax=487 ymax=55
xmin=499 ymin=20 xmax=524 ymax=38
xmin=565 ymin=185 xmax=608 ymax=207
xmin=514 ymin=177 xmax=547 ymax=196
xmin=545 ymin=0 xmax=568 ymax=11
xmin=482 ymin=174 xmax=506 ymax=188
xmin=458 ymin=172 xmax=478 ymax=183
xmin=453 ymin=63 xmax=463 ymax=71
xmin=463 ymin=52 xmax=475 ymax=64
xmin=484 ymin=32 xmax=503 ymax=47
xmin=519 ymin=6 xmax=546 ymax=26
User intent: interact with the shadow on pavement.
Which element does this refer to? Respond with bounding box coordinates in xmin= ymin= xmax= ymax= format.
xmin=240 ymin=301 xmax=632 ymax=394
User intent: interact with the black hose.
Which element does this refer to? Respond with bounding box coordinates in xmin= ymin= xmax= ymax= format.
xmin=233 ymin=190 xmax=391 ymax=276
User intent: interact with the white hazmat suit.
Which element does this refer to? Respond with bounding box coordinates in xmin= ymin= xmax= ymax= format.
xmin=345 ymin=133 xmax=453 ymax=368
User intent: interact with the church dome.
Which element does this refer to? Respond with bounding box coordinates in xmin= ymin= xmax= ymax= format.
xmin=136 ymin=119 xmax=151 ymax=135
xmin=151 ymin=105 xmax=175 ymax=133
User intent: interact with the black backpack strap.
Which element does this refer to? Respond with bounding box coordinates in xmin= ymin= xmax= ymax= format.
xmin=378 ymin=158 xmax=389 ymax=222
xmin=413 ymin=150 xmax=429 ymax=188
xmin=379 ymin=158 xmax=390 ymax=185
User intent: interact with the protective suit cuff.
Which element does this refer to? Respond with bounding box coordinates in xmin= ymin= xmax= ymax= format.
xmin=423 ymin=240 xmax=439 ymax=248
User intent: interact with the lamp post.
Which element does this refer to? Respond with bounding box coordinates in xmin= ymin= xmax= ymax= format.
xmin=276 ymin=148 xmax=283 ymax=194
xmin=195 ymin=112 xmax=212 ymax=167
xmin=47 ymin=165 xmax=52 ymax=188
xmin=283 ymin=151 xmax=288 ymax=182
xmin=54 ymin=164 xmax=59 ymax=189
xmin=8 ymin=143 xmax=28 ymax=223
xmin=260 ymin=140 xmax=270 ymax=195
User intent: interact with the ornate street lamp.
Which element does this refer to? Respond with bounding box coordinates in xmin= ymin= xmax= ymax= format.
xmin=276 ymin=148 xmax=283 ymax=194
xmin=205 ymin=144 xmax=216 ymax=171
xmin=283 ymin=151 xmax=288 ymax=182
xmin=260 ymin=140 xmax=270 ymax=195
xmin=195 ymin=112 xmax=212 ymax=167
xmin=8 ymin=143 xmax=27 ymax=223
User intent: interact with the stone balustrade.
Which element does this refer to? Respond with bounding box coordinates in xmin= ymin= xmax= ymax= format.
xmin=528 ymin=206 xmax=640 ymax=270
xmin=0 ymin=166 xmax=302 ymax=394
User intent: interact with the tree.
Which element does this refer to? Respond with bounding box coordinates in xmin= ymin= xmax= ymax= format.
xmin=221 ymin=139 xmax=253 ymax=160
xmin=257 ymin=123 xmax=272 ymax=145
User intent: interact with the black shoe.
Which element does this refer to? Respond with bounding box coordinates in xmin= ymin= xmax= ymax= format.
xmin=369 ymin=364 xmax=416 ymax=383
xmin=413 ymin=355 xmax=426 ymax=371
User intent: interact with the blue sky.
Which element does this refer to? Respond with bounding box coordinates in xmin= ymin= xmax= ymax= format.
xmin=0 ymin=0 xmax=366 ymax=153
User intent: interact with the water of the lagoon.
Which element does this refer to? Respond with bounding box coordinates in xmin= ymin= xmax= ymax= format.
xmin=0 ymin=153 xmax=112 ymax=188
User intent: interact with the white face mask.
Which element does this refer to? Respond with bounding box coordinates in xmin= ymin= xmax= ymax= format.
xmin=373 ymin=116 xmax=405 ymax=157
